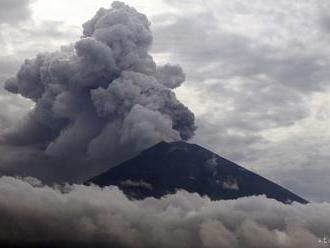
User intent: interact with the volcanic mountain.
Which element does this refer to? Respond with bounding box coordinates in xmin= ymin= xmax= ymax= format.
xmin=87 ymin=141 xmax=308 ymax=204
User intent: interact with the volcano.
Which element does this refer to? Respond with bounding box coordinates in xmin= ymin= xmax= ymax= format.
xmin=87 ymin=141 xmax=307 ymax=204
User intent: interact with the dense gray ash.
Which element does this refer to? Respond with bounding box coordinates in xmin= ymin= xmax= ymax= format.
xmin=2 ymin=1 xmax=195 ymax=182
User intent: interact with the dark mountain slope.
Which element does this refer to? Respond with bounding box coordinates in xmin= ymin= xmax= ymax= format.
xmin=87 ymin=141 xmax=308 ymax=204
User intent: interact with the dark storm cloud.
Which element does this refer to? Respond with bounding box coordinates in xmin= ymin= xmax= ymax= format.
xmin=0 ymin=0 xmax=32 ymax=24
xmin=1 ymin=1 xmax=195 ymax=182
xmin=0 ymin=176 xmax=329 ymax=247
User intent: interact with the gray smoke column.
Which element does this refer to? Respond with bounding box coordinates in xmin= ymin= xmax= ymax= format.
xmin=4 ymin=2 xmax=195 ymax=170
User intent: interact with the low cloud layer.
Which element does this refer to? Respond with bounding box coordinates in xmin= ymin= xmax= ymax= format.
xmin=0 ymin=176 xmax=329 ymax=247
xmin=1 ymin=2 xmax=195 ymax=182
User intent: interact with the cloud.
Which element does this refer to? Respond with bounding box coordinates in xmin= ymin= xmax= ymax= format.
xmin=152 ymin=0 xmax=330 ymax=129
xmin=1 ymin=1 xmax=195 ymax=183
xmin=0 ymin=0 xmax=329 ymax=203
xmin=0 ymin=57 xmax=32 ymax=136
xmin=0 ymin=176 xmax=329 ymax=247
xmin=250 ymin=124 xmax=330 ymax=202
xmin=0 ymin=0 xmax=32 ymax=25
xmin=119 ymin=179 xmax=153 ymax=190
xmin=152 ymin=7 xmax=313 ymax=159
xmin=152 ymin=1 xmax=328 ymax=132
xmin=150 ymin=0 xmax=330 ymax=201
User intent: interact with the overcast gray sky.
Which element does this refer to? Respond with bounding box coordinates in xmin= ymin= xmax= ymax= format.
xmin=0 ymin=0 xmax=329 ymax=202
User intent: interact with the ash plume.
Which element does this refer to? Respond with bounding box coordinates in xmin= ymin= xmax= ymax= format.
xmin=2 ymin=1 xmax=195 ymax=181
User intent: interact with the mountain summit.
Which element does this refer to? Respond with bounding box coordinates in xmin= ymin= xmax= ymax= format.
xmin=87 ymin=141 xmax=307 ymax=204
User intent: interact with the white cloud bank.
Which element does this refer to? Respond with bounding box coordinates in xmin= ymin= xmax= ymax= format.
xmin=0 ymin=176 xmax=329 ymax=247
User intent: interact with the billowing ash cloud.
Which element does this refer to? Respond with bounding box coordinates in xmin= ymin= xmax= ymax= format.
xmin=0 ymin=176 xmax=329 ymax=248
xmin=3 ymin=2 xmax=195 ymax=178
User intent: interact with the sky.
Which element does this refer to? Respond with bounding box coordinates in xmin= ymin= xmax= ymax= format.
xmin=0 ymin=1 xmax=330 ymax=247
xmin=0 ymin=0 xmax=329 ymax=204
